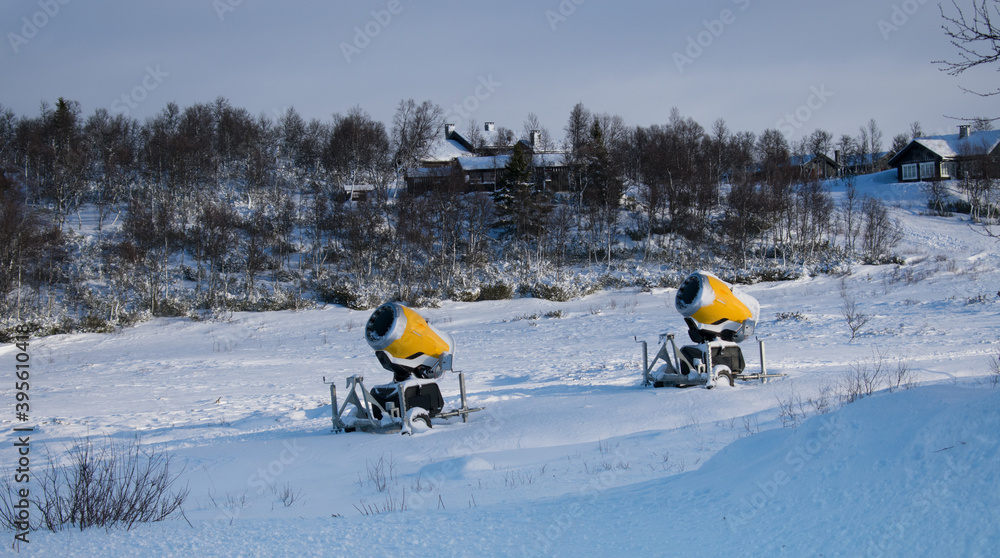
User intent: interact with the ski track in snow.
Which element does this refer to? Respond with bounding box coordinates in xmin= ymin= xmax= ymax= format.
xmin=1 ymin=171 xmax=999 ymax=556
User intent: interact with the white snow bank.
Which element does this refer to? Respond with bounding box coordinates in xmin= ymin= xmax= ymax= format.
xmin=20 ymin=384 xmax=1000 ymax=557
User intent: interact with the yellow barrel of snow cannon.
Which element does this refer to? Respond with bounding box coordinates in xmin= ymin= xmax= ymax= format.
xmin=365 ymin=302 xmax=454 ymax=380
xmin=675 ymin=271 xmax=759 ymax=343
xmin=365 ymin=302 xmax=452 ymax=359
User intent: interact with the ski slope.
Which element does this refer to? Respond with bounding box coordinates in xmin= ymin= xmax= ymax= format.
xmin=2 ymin=172 xmax=999 ymax=556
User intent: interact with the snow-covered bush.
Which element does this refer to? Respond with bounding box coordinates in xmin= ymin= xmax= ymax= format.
xmin=476 ymin=282 xmax=515 ymax=301
xmin=317 ymin=279 xmax=385 ymax=311
xmin=448 ymin=285 xmax=482 ymax=302
xmin=77 ymin=314 xmax=117 ymax=334
xmin=404 ymin=292 xmax=443 ymax=309
xmin=528 ymin=276 xmax=599 ymax=302
xmin=725 ymin=265 xmax=803 ymax=285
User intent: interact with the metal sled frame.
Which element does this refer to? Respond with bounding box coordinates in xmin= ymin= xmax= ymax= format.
xmin=637 ymin=334 xmax=785 ymax=388
xmin=325 ymin=369 xmax=483 ymax=435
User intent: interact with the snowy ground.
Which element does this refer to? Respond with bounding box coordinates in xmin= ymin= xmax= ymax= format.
xmin=2 ymin=172 xmax=999 ymax=556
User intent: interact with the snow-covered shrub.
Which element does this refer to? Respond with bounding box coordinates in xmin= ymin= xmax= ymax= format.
xmin=236 ymin=289 xmax=314 ymax=312
xmin=527 ymin=281 xmax=572 ymax=302
xmin=181 ymin=265 xmax=199 ymax=282
xmin=941 ymin=199 xmax=972 ymax=215
xmin=655 ymin=273 xmax=683 ymax=289
xmin=405 ymin=292 xmax=442 ymax=309
xmin=272 ymin=268 xmax=297 ymax=283
xmin=77 ymin=314 xmax=116 ymax=334
xmin=840 ymin=281 xmax=870 ymax=342
xmin=317 ymin=279 xmax=385 ymax=311
xmin=476 ymin=282 xmax=515 ymax=301
xmin=863 ymin=253 xmax=906 ymax=266
xmin=272 ymin=289 xmax=314 ymax=311
xmin=775 ymin=311 xmax=807 ymax=322
xmin=776 ymin=392 xmax=807 ymax=428
xmin=528 ymin=276 xmax=599 ymax=302
xmin=888 ymin=360 xmax=915 ymax=392
xmin=840 ymin=347 xmax=895 ymax=403
xmin=449 ymin=285 xmax=481 ymax=302
xmin=598 ymin=274 xmax=630 ymax=290
xmin=153 ymin=296 xmax=191 ymax=318
xmin=725 ymin=266 xmax=802 ymax=285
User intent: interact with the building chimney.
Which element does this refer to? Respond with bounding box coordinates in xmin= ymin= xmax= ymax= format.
xmin=959 ymin=124 xmax=971 ymax=139
xmin=484 ymin=121 xmax=495 ymax=132
xmin=834 ymin=149 xmax=842 ymax=165
xmin=530 ymin=130 xmax=541 ymax=147
xmin=445 ymin=123 xmax=456 ymax=138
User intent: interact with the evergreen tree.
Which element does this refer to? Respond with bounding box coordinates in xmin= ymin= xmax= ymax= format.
xmin=48 ymin=98 xmax=87 ymax=225
xmin=580 ymin=119 xmax=626 ymax=263
xmin=492 ymin=143 xmax=548 ymax=241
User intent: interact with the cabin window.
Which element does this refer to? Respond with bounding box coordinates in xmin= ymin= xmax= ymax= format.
xmin=919 ymin=162 xmax=936 ymax=180
xmin=901 ymin=164 xmax=918 ymax=181
xmin=940 ymin=162 xmax=956 ymax=178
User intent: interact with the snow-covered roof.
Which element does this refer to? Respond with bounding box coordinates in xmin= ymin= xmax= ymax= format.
xmin=533 ymin=153 xmax=568 ymax=167
xmin=341 ymin=183 xmax=375 ymax=192
xmin=421 ymin=138 xmax=473 ymax=163
xmin=912 ymin=129 xmax=1000 ymax=159
xmin=458 ymin=155 xmax=508 ymax=171
xmin=457 ymin=153 xmax=569 ymax=171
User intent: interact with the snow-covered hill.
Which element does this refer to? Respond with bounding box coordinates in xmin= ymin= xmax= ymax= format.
xmin=3 ymin=173 xmax=999 ymax=556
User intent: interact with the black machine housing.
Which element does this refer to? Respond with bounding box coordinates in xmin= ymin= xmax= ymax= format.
xmin=369 ymin=381 xmax=444 ymax=420
xmin=679 ymin=344 xmax=745 ymax=376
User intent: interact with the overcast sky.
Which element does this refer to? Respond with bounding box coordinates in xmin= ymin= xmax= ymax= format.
xmin=2 ymin=0 xmax=996 ymax=145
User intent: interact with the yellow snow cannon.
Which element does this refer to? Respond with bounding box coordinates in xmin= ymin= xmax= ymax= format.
xmin=326 ymin=302 xmax=481 ymax=434
xmin=637 ymin=271 xmax=782 ymax=389
xmin=675 ymin=270 xmax=759 ymax=344
xmin=365 ymin=302 xmax=455 ymax=382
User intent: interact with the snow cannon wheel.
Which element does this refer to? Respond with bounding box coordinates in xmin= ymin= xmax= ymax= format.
xmin=407 ymin=408 xmax=432 ymax=432
xmin=712 ymin=366 xmax=734 ymax=388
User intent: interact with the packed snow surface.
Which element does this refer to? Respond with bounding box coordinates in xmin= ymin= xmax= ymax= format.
xmin=2 ymin=173 xmax=999 ymax=556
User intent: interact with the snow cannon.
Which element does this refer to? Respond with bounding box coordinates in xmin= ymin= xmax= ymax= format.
xmin=365 ymin=302 xmax=455 ymax=382
xmin=328 ymin=302 xmax=483 ymax=434
xmin=675 ymin=270 xmax=759 ymax=344
xmin=636 ymin=271 xmax=783 ymax=389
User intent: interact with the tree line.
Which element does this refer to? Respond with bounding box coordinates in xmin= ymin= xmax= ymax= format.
xmin=0 ymin=96 xmax=923 ymax=335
